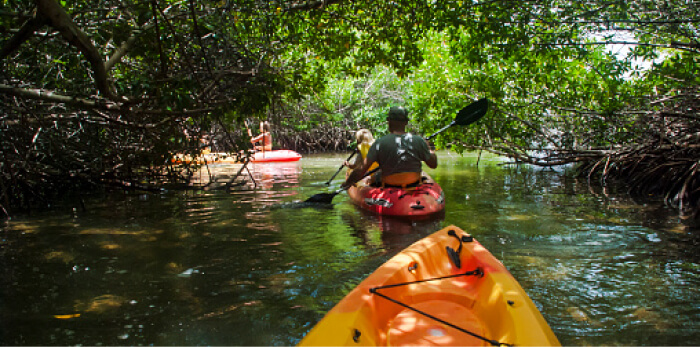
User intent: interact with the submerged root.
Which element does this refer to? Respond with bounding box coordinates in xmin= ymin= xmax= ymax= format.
xmin=578 ymin=146 xmax=699 ymax=221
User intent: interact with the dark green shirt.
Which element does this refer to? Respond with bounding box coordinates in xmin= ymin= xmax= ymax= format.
xmin=366 ymin=133 xmax=431 ymax=176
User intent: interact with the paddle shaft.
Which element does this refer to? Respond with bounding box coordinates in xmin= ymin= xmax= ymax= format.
xmin=425 ymin=98 xmax=488 ymax=141
xmin=326 ymin=150 xmax=357 ymax=185
xmin=425 ymin=120 xmax=456 ymax=141
xmin=244 ymin=118 xmax=252 ymax=136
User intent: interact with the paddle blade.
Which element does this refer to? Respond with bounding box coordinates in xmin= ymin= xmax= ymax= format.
xmin=454 ymin=98 xmax=489 ymax=126
xmin=304 ymin=191 xmax=340 ymax=204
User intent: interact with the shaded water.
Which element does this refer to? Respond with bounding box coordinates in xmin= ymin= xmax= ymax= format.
xmin=1 ymin=152 xmax=698 ymax=346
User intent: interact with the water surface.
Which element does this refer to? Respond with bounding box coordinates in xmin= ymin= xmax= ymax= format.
xmin=1 ymin=152 xmax=698 ymax=345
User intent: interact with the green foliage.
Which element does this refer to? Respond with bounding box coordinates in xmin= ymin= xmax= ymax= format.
xmin=264 ymin=0 xmax=698 ymax=160
xmin=1 ymin=0 xmax=697 ymax=211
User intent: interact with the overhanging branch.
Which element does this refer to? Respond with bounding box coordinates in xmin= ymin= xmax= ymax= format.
xmin=0 ymin=83 xmax=221 ymax=117
xmin=0 ymin=83 xmax=118 ymax=110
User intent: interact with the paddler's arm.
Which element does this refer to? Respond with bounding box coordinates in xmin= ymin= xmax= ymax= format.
xmin=344 ymin=153 xmax=361 ymax=169
xmin=341 ymin=157 xmax=374 ymax=190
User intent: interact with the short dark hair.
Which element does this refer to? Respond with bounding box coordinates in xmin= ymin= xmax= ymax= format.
xmin=387 ymin=106 xmax=409 ymax=122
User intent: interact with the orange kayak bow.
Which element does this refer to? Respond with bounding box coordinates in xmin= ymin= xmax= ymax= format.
xmin=299 ymin=225 xmax=560 ymax=346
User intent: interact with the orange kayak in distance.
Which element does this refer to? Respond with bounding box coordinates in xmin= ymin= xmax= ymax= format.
xmin=299 ymin=225 xmax=560 ymax=346
xmin=171 ymin=150 xmax=301 ymax=164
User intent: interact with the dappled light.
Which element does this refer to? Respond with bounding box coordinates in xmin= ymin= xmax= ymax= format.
xmin=388 ymin=301 xmax=485 ymax=346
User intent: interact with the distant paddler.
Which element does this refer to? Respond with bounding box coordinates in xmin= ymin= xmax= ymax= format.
xmin=247 ymin=121 xmax=272 ymax=152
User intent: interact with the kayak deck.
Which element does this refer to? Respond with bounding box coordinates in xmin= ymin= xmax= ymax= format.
xmin=171 ymin=150 xmax=301 ymax=164
xmin=299 ymin=225 xmax=560 ymax=346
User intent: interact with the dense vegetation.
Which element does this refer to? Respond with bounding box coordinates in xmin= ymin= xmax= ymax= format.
xmin=1 ymin=0 xmax=698 ymax=219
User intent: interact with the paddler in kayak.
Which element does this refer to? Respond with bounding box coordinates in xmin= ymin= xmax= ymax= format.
xmin=344 ymin=129 xmax=379 ymax=172
xmin=248 ymin=121 xmax=273 ymax=152
xmin=341 ymin=106 xmax=437 ymax=189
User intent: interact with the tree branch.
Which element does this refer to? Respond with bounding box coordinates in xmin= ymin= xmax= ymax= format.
xmin=105 ymin=30 xmax=139 ymax=71
xmin=285 ymin=0 xmax=344 ymax=11
xmin=35 ymin=0 xmax=128 ymax=102
xmin=535 ymin=40 xmax=700 ymax=54
xmin=0 ymin=83 xmax=222 ymax=117
xmin=0 ymin=83 xmax=117 ymax=109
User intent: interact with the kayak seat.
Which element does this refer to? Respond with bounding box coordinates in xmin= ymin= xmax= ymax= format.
xmin=382 ymin=172 xmax=422 ymax=187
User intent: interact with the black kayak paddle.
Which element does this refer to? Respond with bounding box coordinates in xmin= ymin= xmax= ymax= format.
xmin=304 ymin=98 xmax=490 ymax=204
xmin=325 ymin=150 xmax=357 ymax=186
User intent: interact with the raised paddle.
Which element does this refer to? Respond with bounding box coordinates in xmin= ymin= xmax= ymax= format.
xmin=425 ymin=98 xmax=489 ymax=141
xmin=305 ymin=98 xmax=490 ymax=204
xmin=244 ymin=118 xmax=254 ymax=149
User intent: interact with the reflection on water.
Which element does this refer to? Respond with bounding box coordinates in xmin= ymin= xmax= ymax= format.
xmin=1 ymin=152 xmax=698 ymax=346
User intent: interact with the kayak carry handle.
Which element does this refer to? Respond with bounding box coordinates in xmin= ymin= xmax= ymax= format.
xmin=446 ymin=229 xmax=464 ymax=268
xmin=446 ymin=229 xmax=474 ymax=269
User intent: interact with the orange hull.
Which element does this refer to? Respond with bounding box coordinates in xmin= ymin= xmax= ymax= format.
xmin=299 ymin=225 xmax=560 ymax=346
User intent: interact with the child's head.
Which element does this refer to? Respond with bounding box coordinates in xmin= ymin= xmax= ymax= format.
xmin=260 ymin=121 xmax=271 ymax=132
xmin=355 ymin=129 xmax=374 ymax=144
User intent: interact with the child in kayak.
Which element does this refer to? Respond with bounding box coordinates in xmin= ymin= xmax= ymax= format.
xmin=344 ymin=129 xmax=378 ymax=172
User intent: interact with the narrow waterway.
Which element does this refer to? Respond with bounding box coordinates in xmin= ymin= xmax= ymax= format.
xmin=1 ymin=152 xmax=698 ymax=346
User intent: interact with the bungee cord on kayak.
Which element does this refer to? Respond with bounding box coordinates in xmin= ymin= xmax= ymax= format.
xmin=369 ymin=269 xmax=511 ymax=347
xmin=360 ymin=230 xmax=514 ymax=346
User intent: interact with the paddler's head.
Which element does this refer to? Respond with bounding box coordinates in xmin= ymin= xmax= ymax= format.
xmin=260 ymin=121 xmax=270 ymax=133
xmin=387 ymin=106 xmax=409 ymax=132
xmin=356 ymin=129 xmax=374 ymax=145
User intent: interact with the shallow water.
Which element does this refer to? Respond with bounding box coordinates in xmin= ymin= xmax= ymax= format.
xmin=1 ymin=152 xmax=698 ymax=345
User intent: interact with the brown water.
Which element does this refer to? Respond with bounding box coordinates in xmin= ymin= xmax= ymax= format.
xmin=1 ymin=152 xmax=698 ymax=345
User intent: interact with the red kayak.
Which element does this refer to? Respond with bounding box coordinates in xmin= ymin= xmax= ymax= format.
xmin=347 ymin=172 xmax=445 ymax=219
xmin=251 ymin=150 xmax=302 ymax=163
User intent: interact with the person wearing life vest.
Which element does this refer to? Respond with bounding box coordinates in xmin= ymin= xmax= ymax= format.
xmin=248 ymin=121 xmax=272 ymax=151
xmin=341 ymin=106 xmax=437 ymax=189
xmin=344 ymin=129 xmax=379 ymax=173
